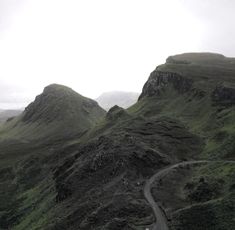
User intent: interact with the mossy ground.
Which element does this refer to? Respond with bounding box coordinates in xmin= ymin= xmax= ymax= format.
xmin=170 ymin=162 xmax=235 ymax=230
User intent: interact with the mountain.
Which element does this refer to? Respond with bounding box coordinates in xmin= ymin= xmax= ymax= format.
xmin=130 ymin=52 xmax=235 ymax=230
xmin=0 ymin=53 xmax=234 ymax=230
xmin=0 ymin=84 xmax=106 ymax=140
xmin=96 ymin=91 xmax=139 ymax=110
xmin=0 ymin=109 xmax=22 ymax=123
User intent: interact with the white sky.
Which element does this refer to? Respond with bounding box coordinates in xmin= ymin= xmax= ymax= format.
xmin=0 ymin=0 xmax=235 ymax=109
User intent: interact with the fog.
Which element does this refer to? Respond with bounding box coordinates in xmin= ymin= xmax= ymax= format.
xmin=0 ymin=0 xmax=235 ymax=109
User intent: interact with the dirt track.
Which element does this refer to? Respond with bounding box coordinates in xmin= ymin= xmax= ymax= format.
xmin=143 ymin=160 xmax=235 ymax=230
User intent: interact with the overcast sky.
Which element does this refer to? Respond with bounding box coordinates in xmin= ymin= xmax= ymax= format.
xmin=0 ymin=0 xmax=235 ymax=109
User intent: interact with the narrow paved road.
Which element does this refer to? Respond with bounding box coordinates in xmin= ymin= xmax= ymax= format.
xmin=143 ymin=160 xmax=235 ymax=230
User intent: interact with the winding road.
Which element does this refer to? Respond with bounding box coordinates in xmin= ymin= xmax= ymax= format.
xmin=143 ymin=160 xmax=235 ymax=230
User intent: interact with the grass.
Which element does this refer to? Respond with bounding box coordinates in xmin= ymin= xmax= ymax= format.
xmin=0 ymin=158 xmax=56 ymax=230
xmin=13 ymin=188 xmax=55 ymax=230
xmin=171 ymin=162 xmax=235 ymax=230
xmin=194 ymin=162 xmax=235 ymax=192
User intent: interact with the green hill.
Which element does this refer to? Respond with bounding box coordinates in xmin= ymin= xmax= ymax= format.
xmin=0 ymin=84 xmax=106 ymax=141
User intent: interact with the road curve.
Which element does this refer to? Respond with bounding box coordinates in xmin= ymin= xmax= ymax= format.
xmin=143 ymin=160 xmax=235 ymax=230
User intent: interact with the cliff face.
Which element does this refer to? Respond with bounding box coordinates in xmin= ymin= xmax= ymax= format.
xmin=139 ymin=53 xmax=235 ymax=107
xmin=212 ymin=85 xmax=235 ymax=106
xmin=139 ymin=69 xmax=235 ymax=106
xmin=139 ymin=71 xmax=193 ymax=100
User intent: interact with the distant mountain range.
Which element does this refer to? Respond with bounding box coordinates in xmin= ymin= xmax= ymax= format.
xmin=0 ymin=109 xmax=22 ymax=123
xmin=96 ymin=91 xmax=139 ymax=110
xmin=0 ymin=53 xmax=234 ymax=230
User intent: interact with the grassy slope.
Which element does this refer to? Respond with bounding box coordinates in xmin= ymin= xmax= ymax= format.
xmin=0 ymin=84 xmax=106 ymax=230
xmin=170 ymin=162 xmax=235 ymax=230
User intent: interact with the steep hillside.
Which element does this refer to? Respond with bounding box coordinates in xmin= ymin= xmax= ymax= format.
xmin=129 ymin=52 xmax=235 ymax=229
xmin=0 ymin=84 xmax=106 ymax=141
xmin=96 ymin=91 xmax=139 ymax=110
xmin=133 ymin=53 xmax=235 ymax=160
xmin=0 ymin=53 xmax=234 ymax=230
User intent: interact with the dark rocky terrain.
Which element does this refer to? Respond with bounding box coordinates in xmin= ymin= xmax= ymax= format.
xmin=96 ymin=91 xmax=139 ymax=110
xmin=0 ymin=53 xmax=234 ymax=230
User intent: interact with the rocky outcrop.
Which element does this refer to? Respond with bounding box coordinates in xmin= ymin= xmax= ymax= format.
xmin=212 ymin=85 xmax=235 ymax=106
xmin=139 ymin=71 xmax=193 ymax=100
xmin=106 ymin=105 xmax=129 ymax=121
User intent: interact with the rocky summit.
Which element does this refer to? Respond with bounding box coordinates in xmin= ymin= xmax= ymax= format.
xmin=0 ymin=53 xmax=235 ymax=230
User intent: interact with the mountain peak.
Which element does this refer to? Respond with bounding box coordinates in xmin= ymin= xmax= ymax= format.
xmin=43 ymin=84 xmax=75 ymax=95
xmin=96 ymin=91 xmax=139 ymax=110
xmin=106 ymin=105 xmax=129 ymax=121
xmin=23 ymin=83 xmax=105 ymax=122
xmin=139 ymin=52 xmax=235 ymax=100
xmin=3 ymin=84 xmax=106 ymax=140
xmin=165 ymin=52 xmax=232 ymax=65
xmin=23 ymin=84 xmax=84 ymax=123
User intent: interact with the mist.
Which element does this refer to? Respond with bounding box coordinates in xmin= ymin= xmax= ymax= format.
xmin=0 ymin=0 xmax=235 ymax=109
